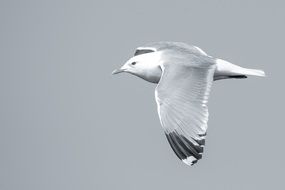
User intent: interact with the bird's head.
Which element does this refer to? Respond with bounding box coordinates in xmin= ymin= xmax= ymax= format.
xmin=112 ymin=46 xmax=162 ymax=83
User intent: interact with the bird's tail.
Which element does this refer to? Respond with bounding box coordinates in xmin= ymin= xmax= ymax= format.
xmin=214 ymin=59 xmax=266 ymax=80
xmin=238 ymin=68 xmax=266 ymax=77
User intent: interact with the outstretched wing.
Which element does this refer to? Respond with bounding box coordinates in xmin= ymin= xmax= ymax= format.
xmin=155 ymin=62 xmax=216 ymax=165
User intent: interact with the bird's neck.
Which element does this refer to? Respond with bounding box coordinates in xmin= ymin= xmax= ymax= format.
xmin=137 ymin=65 xmax=162 ymax=83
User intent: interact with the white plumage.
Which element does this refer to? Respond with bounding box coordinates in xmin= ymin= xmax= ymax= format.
xmin=112 ymin=42 xmax=265 ymax=166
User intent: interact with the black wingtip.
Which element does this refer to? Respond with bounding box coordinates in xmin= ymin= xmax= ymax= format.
xmin=165 ymin=131 xmax=205 ymax=166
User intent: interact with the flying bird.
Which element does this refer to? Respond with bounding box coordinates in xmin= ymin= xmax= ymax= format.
xmin=112 ymin=42 xmax=265 ymax=166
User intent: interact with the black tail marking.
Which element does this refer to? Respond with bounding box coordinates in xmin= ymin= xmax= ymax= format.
xmin=228 ymin=75 xmax=247 ymax=79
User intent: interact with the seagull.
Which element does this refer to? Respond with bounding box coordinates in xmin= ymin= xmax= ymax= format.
xmin=112 ymin=42 xmax=265 ymax=166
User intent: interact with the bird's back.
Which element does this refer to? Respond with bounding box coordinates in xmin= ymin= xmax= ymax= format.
xmin=145 ymin=42 xmax=216 ymax=68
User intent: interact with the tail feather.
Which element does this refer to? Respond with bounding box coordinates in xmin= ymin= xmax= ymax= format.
xmin=241 ymin=68 xmax=266 ymax=77
xmin=215 ymin=58 xmax=266 ymax=80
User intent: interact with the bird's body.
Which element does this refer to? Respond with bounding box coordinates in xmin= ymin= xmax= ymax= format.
xmin=112 ymin=42 xmax=265 ymax=166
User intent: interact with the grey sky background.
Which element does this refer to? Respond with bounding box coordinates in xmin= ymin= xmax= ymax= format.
xmin=0 ymin=0 xmax=284 ymax=189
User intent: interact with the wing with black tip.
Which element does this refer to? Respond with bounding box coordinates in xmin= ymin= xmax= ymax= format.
xmin=155 ymin=62 xmax=215 ymax=165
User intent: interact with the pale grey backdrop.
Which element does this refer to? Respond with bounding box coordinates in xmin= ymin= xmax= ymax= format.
xmin=0 ymin=0 xmax=284 ymax=190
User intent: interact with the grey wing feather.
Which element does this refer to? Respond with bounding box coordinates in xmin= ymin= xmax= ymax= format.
xmin=155 ymin=62 xmax=216 ymax=165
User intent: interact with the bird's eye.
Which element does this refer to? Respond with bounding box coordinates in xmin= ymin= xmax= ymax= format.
xmin=131 ymin=62 xmax=136 ymax=65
